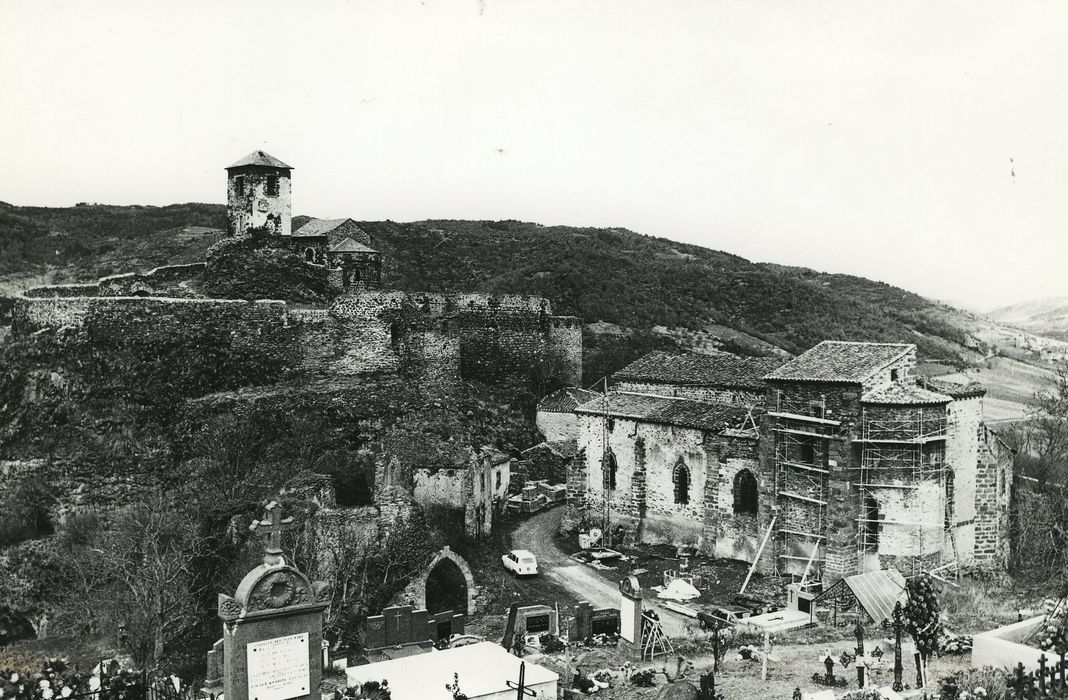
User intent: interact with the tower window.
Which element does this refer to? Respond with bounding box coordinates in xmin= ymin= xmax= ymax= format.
xmin=733 ymin=469 xmax=758 ymax=515
xmin=234 ymin=176 xmax=245 ymax=195
xmin=673 ymin=462 xmax=690 ymax=505
xmin=267 ymin=175 xmax=280 ymax=196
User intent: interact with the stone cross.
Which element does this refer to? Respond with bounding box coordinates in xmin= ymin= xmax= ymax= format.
xmin=249 ymin=501 xmax=296 ymax=556
xmin=387 ymin=608 xmax=406 ymax=635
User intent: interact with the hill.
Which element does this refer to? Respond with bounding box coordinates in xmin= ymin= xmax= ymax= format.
xmin=1 ymin=202 xmax=986 ymax=375
xmin=987 ymin=296 xmax=1068 ymax=341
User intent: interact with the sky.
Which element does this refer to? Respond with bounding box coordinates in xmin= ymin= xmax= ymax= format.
xmin=1 ymin=1 xmax=1066 ymax=311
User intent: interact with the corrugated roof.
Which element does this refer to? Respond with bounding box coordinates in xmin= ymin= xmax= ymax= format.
xmin=614 ymin=350 xmax=783 ymax=390
xmin=574 ymin=392 xmax=752 ymax=432
xmin=226 ymin=150 xmax=292 ymax=169
xmin=815 ymin=568 xmax=907 ymax=624
xmin=845 ymin=569 xmax=907 ymax=624
xmin=765 ymin=341 xmax=914 ymax=384
xmin=538 ymin=387 xmax=599 ymax=413
xmin=861 ymin=382 xmax=952 ymax=406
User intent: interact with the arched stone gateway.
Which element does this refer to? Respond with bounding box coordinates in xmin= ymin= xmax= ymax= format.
xmin=410 ymin=546 xmax=475 ymax=615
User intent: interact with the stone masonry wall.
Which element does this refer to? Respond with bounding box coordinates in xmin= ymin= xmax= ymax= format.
xmin=974 ymin=425 xmax=1012 ymax=567
xmin=945 ymin=395 xmax=982 ymax=564
xmin=575 ymin=412 xmax=716 ymax=548
xmin=615 ymin=381 xmax=764 ymax=407
xmin=703 ymin=436 xmax=762 ymax=560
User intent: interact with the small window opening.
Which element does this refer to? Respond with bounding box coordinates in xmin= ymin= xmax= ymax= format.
xmin=733 ymin=469 xmax=758 ymax=515
xmin=266 ymin=175 xmax=280 ymax=196
xmin=673 ymin=462 xmax=690 ymax=505
xmin=234 ymin=175 xmax=245 ymax=196
xmin=862 ymin=495 xmax=880 ymax=553
xmin=603 ymin=452 xmax=617 ymax=491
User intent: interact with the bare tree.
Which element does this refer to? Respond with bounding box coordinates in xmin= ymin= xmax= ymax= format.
xmin=92 ymin=494 xmax=210 ymax=669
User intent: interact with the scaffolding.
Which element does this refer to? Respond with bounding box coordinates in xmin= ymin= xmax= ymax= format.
xmin=855 ymin=404 xmax=955 ymax=576
xmin=769 ymin=391 xmax=838 ymax=578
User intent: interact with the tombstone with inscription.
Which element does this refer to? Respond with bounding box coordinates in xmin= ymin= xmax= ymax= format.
xmin=216 ymin=502 xmax=329 ymax=700
xmin=619 ymin=575 xmax=643 ymax=645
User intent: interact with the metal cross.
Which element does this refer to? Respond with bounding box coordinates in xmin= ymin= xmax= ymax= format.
xmin=505 ymin=662 xmax=536 ymax=699
xmin=249 ymin=501 xmax=295 ymax=555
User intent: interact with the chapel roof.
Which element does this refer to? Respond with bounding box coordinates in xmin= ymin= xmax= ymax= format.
xmin=328 ymin=237 xmax=378 ymax=254
xmin=226 ymin=150 xmax=292 ymax=170
xmin=861 ymin=382 xmax=953 ymax=406
xmin=765 ymin=341 xmax=915 ymax=384
xmin=537 ymin=386 xmax=599 ymax=413
xmin=574 ymin=392 xmax=753 ymax=433
xmin=614 ymin=350 xmax=783 ymax=390
xmin=293 ymin=218 xmax=369 ymax=239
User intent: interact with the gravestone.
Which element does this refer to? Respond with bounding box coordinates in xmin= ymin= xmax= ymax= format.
xmin=514 ymin=605 xmax=558 ymax=637
xmin=216 ymin=502 xmax=329 ymax=700
xmin=619 ymin=575 xmax=643 ymax=644
xmin=590 ymin=608 xmax=621 ymax=636
xmin=363 ymin=604 xmax=465 ymax=649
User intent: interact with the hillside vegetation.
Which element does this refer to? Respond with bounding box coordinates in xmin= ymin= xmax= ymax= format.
xmin=988 ymin=296 xmax=1068 ymax=341
xmin=1 ymin=202 xmax=977 ymax=368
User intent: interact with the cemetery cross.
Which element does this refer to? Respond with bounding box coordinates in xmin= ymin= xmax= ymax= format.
xmin=249 ymin=501 xmax=297 ymax=559
xmin=891 ymin=602 xmax=905 ymax=693
xmin=505 ymin=662 xmax=536 ymax=700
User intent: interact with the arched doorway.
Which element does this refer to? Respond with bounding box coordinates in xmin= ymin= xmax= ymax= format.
xmin=406 ymin=546 xmax=476 ymax=615
xmin=425 ymin=558 xmax=468 ymax=614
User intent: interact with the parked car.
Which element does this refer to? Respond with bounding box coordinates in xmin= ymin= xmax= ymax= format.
xmin=501 ymin=549 xmax=539 ymax=576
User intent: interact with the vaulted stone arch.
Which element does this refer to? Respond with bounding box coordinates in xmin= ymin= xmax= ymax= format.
xmin=409 ymin=546 xmax=475 ymax=615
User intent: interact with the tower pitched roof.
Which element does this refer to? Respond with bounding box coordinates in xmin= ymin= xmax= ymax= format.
xmin=764 ymin=341 xmax=915 ymax=384
xmin=226 ymin=150 xmax=292 ymax=170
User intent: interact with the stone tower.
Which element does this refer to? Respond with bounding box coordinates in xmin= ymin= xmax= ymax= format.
xmin=225 ymin=150 xmax=292 ymax=237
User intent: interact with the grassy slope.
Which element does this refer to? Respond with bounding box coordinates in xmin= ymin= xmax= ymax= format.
xmin=1 ymin=203 xmax=980 ymax=365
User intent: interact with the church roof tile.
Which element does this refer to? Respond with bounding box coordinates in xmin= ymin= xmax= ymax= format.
xmin=226 ymin=150 xmax=292 ymax=169
xmin=765 ymin=341 xmax=915 ymax=384
xmin=614 ymin=350 xmax=783 ymax=390
xmin=575 ymin=392 xmax=753 ymax=432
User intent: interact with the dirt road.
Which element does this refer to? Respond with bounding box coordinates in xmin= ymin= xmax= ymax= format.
xmin=509 ymin=507 xmax=695 ymax=638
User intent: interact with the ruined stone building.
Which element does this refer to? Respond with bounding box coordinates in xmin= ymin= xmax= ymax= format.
xmin=560 ymin=342 xmax=1013 ymax=582
xmin=8 ymin=151 xmax=582 ymax=542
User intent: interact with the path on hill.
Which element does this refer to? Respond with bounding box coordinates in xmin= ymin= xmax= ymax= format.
xmin=509 ymin=508 xmax=694 ymax=638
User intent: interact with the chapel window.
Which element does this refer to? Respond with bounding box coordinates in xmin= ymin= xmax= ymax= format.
xmin=603 ymin=452 xmax=618 ymax=491
xmin=733 ymin=469 xmax=758 ymax=515
xmin=673 ymin=462 xmax=690 ymax=505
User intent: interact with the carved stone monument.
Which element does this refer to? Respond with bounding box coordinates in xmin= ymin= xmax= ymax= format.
xmin=217 ymin=502 xmax=329 ymax=700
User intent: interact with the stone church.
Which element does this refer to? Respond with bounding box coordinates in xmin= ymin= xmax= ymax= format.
xmin=225 ymin=151 xmax=382 ymax=290
xmin=556 ymin=343 xmax=1013 ymax=582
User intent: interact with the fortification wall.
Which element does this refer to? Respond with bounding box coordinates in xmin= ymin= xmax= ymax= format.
xmin=11 ymin=287 xmax=581 ymax=388
xmin=97 ymin=263 xmax=206 ymax=298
